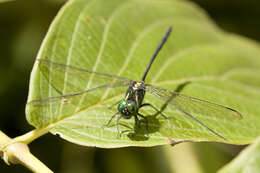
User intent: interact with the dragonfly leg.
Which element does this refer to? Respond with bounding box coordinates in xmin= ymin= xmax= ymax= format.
xmin=107 ymin=100 xmax=120 ymax=109
xmin=116 ymin=116 xmax=122 ymax=138
xmin=103 ymin=112 xmax=119 ymax=127
xmin=140 ymin=103 xmax=168 ymax=119
xmin=137 ymin=113 xmax=149 ymax=137
xmin=133 ymin=115 xmax=141 ymax=135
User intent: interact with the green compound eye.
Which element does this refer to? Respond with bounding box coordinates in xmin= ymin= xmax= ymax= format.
xmin=118 ymin=100 xmax=127 ymax=111
xmin=127 ymin=102 xmax=137 ymax=113
xmin=117 ymin=100 xmax=137 ymax=114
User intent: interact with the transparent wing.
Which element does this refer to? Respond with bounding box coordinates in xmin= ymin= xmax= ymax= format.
xmin=36 ymin=59 xmax=131 ymax=95
xmin=27 ymin=59 xmax=131 ymax=124
xmin=28 ymin=82 xmax=130 ymax=105
xmin=145 ymin=84 xmax=242 ymax=120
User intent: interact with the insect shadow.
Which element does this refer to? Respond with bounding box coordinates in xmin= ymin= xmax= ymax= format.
xmin=127 ymin=81 xmax=192 ymax=141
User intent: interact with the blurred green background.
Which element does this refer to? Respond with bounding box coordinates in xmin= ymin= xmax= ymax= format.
xmin=0 ymin=0 xmax=259 ymax=172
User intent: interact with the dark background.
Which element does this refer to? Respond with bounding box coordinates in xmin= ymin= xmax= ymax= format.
xmin=0 ymin=0 xmax=259 ymax=172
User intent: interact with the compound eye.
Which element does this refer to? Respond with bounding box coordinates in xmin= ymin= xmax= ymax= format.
xmin=118 ymin=100 xmax=127 ymax=112
xmin=127 ymin=102 xmax=137 ymax=113
xmin=127 ymin=104 xmax=133 ymax=112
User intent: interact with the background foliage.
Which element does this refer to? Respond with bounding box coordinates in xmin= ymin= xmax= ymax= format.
xmin=0 ymin=0 xmax=260 ymax=172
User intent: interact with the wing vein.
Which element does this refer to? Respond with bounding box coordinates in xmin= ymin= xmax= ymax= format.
xmin=58 ymin=2 xmax=91 ymax=119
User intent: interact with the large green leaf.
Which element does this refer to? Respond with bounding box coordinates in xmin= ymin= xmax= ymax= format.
xmin=26 ymin=0 xmax=260 ymax=148
xmin=218 ymin=136 xmax=260 ymax=173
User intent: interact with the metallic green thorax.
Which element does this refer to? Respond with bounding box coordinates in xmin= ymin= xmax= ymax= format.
xmin=117 ymin=81 xmax=144 ymax=119
xmin=117 ymin=81 xmax=145 ymax=119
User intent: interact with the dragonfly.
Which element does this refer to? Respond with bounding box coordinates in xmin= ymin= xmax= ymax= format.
xmin=28 ymin=26 xmax=242 ymax=140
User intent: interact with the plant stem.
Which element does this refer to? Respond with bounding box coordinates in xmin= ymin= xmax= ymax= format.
xmin=4 ymin=142 xmax=53 ymax=173
xmin=0 ymin=128 xmax=54 ymax=173
xmin=9 ymin=126 xmax=52 ymax=145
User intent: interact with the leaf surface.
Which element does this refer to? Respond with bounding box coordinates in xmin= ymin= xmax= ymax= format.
xmin=26 ymin=0 xmax=260 ymax=147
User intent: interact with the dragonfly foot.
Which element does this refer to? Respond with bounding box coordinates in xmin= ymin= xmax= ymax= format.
xmin=116 ymin=132 xmax=122 ymax=139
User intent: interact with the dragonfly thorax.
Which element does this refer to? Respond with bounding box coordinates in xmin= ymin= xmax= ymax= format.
xmin=118 ymin=100 xmax=137 ymax=119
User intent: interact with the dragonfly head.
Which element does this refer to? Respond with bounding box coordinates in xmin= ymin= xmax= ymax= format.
xmin=118 ymin=100 xmax=137 ymax=119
